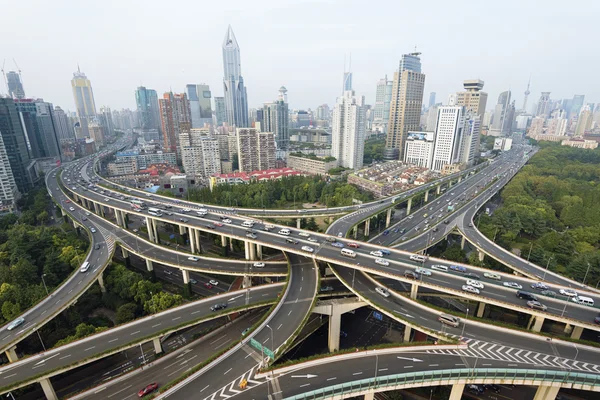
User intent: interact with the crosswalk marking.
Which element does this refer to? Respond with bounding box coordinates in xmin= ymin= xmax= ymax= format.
xmin=201 ymin=365 xmax=269 ymax=400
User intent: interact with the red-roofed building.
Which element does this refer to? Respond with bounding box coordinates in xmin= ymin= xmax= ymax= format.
xmin=209 ymin=167 xmax=305 ymax=191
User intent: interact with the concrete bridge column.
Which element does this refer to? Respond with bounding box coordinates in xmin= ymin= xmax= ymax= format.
xmin=120 ymin=211 xmax=128 ymax=229
xmin=297 ymin=218 xmax=302 ymax=229
xmin=328 ymin=308 xmax=343 ymax=352
xmin=406 ymin=198 xmax=412 ymax=215
xmin=476 ymin=302 xmax=486 ymax=318
xmin=221 ymin=235 xmax=229 ymax=256
xmin=436 ymin=185 xmax=441 ymax=195
xmin=93 ymin=202 xmax=100 ymax=214
xmin=533 ymin=385 xmax=560 ymax=400
xmin=478 ymin=249 xmax=485 ymax=262
xmin=179 ymin=225 xmax=186 ymax=235
xmin=243 ymin=275 xmax=252 ymax=289
xmin=530 ymin=315 xmax=545 ymax=332
xmin=39 ymin=378 xmax=58 ymax=400
xmin=5 ymin=346 xmax=18 ymax=362
xmin=571 ymin=325 xmax=583 ymax=340
xmin=353 ymin=226 xmax=358 ymax=239
xmin=181 ymin=269 xmax=190 ymax=284
xmin=146 ymin=218 xmax=155 ymax=243
xmin=364 ymin=219 xmax=370 ymax=237
xmin=460 ymin=236 xmax=466 ymax=250
xmin=99 ymin=205 xmax=105 ymax=218
xmin=256 ymin=244 xmax=263 ymax=259
xmin=153 ymin=337 xmax=163 ymax=354
xmin=403 ymin=325 xmax=412 ymax=342
xmin=190 ymin=229 xmax=196 ymax=253
xmin=424 ymin=190 xmax=429 ymax=203
xmin=410 ymin=283 xmax=419 ymax=300
xmin=458 ymin=176 xmax=463 ymax=183
xmin=72 ymin=218 xmax=77 ymax=229
xmin=244 ymin=241 xmax=256 ymax=260
xmin=448 ymin=383 xmax=464 ymax=400
xmin=146 ymin=259 xmax=153 ymax=272
xmin=97 ymin=272 xmax=106 ymax=293
xmin=152 ymin=219 xmax=159 ymax=244
xmin=385 ymin=208 xmax=392 ymax=228
xmin=115 ymin=209 xmax=122 ymax=226
xmin=363 ymin=394 xmax=374 ymax=400
xmin=194 ymin=229 xmax=201 ymax=253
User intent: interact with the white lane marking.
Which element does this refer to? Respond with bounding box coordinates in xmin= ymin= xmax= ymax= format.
xmin=106 ymin=384 xmax=132 ymax=398
xmin=84 ymin=346 xmax=95 ymax=351
xmin=59 ymin=354 xmax=71 ymax=360
xmin=327 ymin=377 xmax=337 ymax=381
xmin=172 ymin=317 xmax=181 ymax=321
xmin=109 ymin=338 xmax=118 ymax=343
xmin=152 ymin=323 xmax=161 ymax=328
xmin=3 ymin=373 xmax=17 ymax=379
xmin=200 ymin=385 xmax=210 ymax=392
xmin=224 ymin=368 xmax=232 ymax=374
xmin=352 ymin=372 xmax=362 ymax=375
xmin=300 ymin=383 xmax=310 ymax=388
xmin=34 ymin=353 xmax=61 ymax=365
xmin=130 ymin=331 xmax=140 ymax=336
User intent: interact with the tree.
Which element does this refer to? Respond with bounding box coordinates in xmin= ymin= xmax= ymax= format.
xmin=116 ymin=303 xmax=138 ymax=323
xmin=442 ymin=245 xmax=466 ymax=262
xmin=143 ymin=292 xmax=183 ymax=314
xmin=132 ymin=280 xmax=162 ymax=305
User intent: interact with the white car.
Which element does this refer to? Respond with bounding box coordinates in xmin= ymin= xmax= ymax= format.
xmin=253 ymin=262 xmax=265 ymax=268
xmin=308 ymin=237 xmax=319 ymax=243
xmin=484 ymin=272 xmax=501 ymax=280
xmin=301 ymin=246 xmax=314 ymax=253
xmin=559 ymin=289 xmax=578 ymax=297
xmin=416 ymin=267 xmax=431 ymax=276
xmin=6 ymin=317 xmax=25 ymax=331
xmin=407 ymin=215 xmax=414 ymax=219
xmin=90 ymin=227 xmax=96 ymax=233
xmin=222 ymin=219 xmax=232 ymax=224
xmin=69 ymin=207 xmax=75 ymax=211
xmin=209 ymin=280 xmax=219 ymax=286
xmin=462 ymin=285 xmax=480 ymax=295
xmin=85 ymin=212 xmax=90 ymax=216
xmin=188 ymin=256 xmax=199 ymax=262
xmin=370 ymin=251 xmax=384 ymax=257
xmin=466 ymin=279 xmax=484 ymax=289
xmin=503 ymin=282 xmax=522 ymax=289
xmin=375 ymin=258 xmax=389 ymax=267
xmin=375 ymin=287 xmax=390 ymax=298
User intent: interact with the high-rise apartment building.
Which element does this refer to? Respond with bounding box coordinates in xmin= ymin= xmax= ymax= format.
xmin=262 ymin=87 xmax=289 ymax=152
xmin=159 ymin=92 xmax=191 ymax=160
xmin=186 ymin=84 xmax=213 ymax=128
xmin=575 ymin=105 xmax=593 ymax=136
xmin=373 ymin=76 xmax=393 ymax=133
xmin=222 ymin=26 xmax=248 ymax=127
xmin=455 ymin=79 xmax=488 ymax=159
xmin=53 ymin=106 xmax=75 ymax=142
xmin=404 ymin=131 xmax=435 ymax=169
xmin=88 ymin=121 xmax=105 ymax=147
xmin=99 ymin=106 xmax=114 ymax=139
xmin=570 ymin=95 xmax=585 ymax=118
xmin=14 ymin=99 xmax=61 ymax=159
xmin=428 ymin=92 xmax=436 ymax=108
xmin=459 ymin=113 xmax=481 ymax=166
xmin=71 ymin=67 xmax=97 ymax=138
xmin=214 ymin=97 xmax=226 ymax=127
xmin=179 ymin=130 xmax=221 ymax=179
xmin=135 ymin=86 xmax=161 ymax=131
xmin=386 ymin=52 xmax=426 ymax=160
xmin=535 ymin=92 xmax=552 ymax=117
xmin=236 ymin=128 xmax=275 ymax=172
xmin=331 ymin=90 xmax=366 ymax=170
xmin=0 ymin=98 xmax=33 ymax=194
xmin=0 ymin=129 xmax=19 ymax=213
xmin=7 ymin=72 xmax=25 ymax=99
xmin=431 ymin=106 xmax=465 ymax=171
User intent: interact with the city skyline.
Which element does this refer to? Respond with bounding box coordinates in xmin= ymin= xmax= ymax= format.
xmin=1 ymin=1 xmax=598 ymax=113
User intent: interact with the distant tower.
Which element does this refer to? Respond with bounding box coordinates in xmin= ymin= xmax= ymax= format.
xmin=522 ymin=77 xmax=531 ymax=112
xmin=278 ymin=86 xmax=288 ymax=103
xmin=343 ymin=53 xmax=352 ymax=92
xmin=222 ymin=25 xmax=248 ymax=127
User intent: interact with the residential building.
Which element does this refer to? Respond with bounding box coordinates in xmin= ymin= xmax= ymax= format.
xmin=262 ymin=86 xmax=289 ymax=152
xmin=222 ymin=26 xmax=248 ymax=127
xmin=431 ymin=106 xmax=465 ymax=172
xmin=214 ymin=96 xmax=226 ymax=127
xmin=53 ymin=106 xmax=75 ymax=142
xmin=15 ymin=99 xmax=61 ymax=159
xmin=88 ymin=121 xmax=104 ymax=147
xmin=459 ymin=113 xmax=481 ymax=166
xmin=98 ymin=106 xmax=114 ymax=140
xmin=209 ymin=167 xmax=303 ymax=191
xmin=7 ymin=71 xmax=25 ymax=99
xmin=135 ymin=86 xmax=161 ymax=131
xmin=386 ymin=52 xmax=426 ymax=159
xmin=179 ymin=130 xmax=221 ymax=179
xmin=373 ymin=76 xmax=393 ymax=133
xmin=561 ymin=138 xmax=598 ymax=149
xmin=187 ymin=84 xmax=213 ymax=128
xmin=0 ymin=98 xmax=34 ymax=193
xmin=575 ymin=105 xmax=593 ymax=136
xmin=71 ymin=67 xmax=97 ymax=137
xmin=108 ymin=159 xmax=137 ymax=176
xmin=287 ymin=154 xmax=338 ymax=175
xmin=331 ymin=90 xmax=366 ymax=170
xmin=0 ymin=129 xmax=19 ymax=213
xmin=404 ymin=131 xmax=435 ymax=169
xmin=236 ymin=128 xmax=276 ymax=172
xmin=159 ymin=92 xmax=191 ymax=160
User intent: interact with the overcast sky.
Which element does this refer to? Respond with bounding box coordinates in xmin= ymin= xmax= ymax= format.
xmin=2 ymin=0 xmax=598 ymax=113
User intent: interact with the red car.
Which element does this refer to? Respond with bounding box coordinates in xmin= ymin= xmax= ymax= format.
xmin=65 ymin=199 xmax=71 ymax=203
xmin=204 ymin=283 xmax=213 ymax=289
xmin=347 ymin=243 xmax=360 ymax=248
xmin=213 ymin=222 xmax=224 ymax=227
xmin=138 ymin=382 xmax=158 ymax=397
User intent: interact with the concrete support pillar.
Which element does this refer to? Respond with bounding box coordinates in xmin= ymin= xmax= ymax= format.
xmin=386 ymin=208 xmax=392 ymax=228
xmin=146 ymin=218 xmax=155 ymax=243
xmin=571 ymin=325 xmax=583 ymax=340
xmin=403 ymin=325 xmax=412 ymax=342
xmin=563 ymin=324 xmax=573 ymax=335
xmin=448 ymin=384 xmax=465 ymax=400
xmin=243 ymin=275 xmax=252 ymax=289
xmin=72 ymin=218 xmax=77 ymax=229
xmin=410 ymin=283 xmax=419 ymax=300
xmin=194 ymin=228 xmax=201 ymax=253
xmin=179 ymin=225 xmax=186 ymax=235
xmin=181 ymin=269 xmax=190 ymax=285
xmin=120 ymin=211 xmax=128 ymax=229
xmin=364 ymin=219 xmax=370 ymax=237
xmin=5 ymin=346 xmax=18 ymax=363
xmin=97 ymin=272 xmax=106 ymax=293
xmin=297 ymin=218 xmax=302 ymax=229
xmin=458 ymin=176 xmax=463 ymax=183
xmin=93 ymin=202 xmax=99 ymax=214
xmin=478 ymin=249 xmax=485 ymax=262
xmin=146 ymin=259 xmax=153 ymax=272
xmin=328 ymin=308 xmax=342 ymax=353
xmin=153 ymin=337 xmax=163 ymax=354
xmin=61 ymin=207 xmax=66 ymax=216
xmin=190 ymin=229 xmax=196 ymax=254
xmin=460 ymin=236 xmax=466 ymax=250
xmin=99 ymin=206 xmax=105 ymax=218
xmin=39 ymin=378 xmax=58 ymax=400
xmin=221 ymin=235 xmax=227 ymax=247
xmin=121 ymin=247 xmax=129 ymax=258
xmin=244 ymin=241 xmax=251 ymax=260
xmin=406 ymin=198 xmax=412 ymax=215
xmin=476 ymin=302 xmax=486 ymax=318
xmin=531 ymin=316 xmax=545 ymax=332
xmin=533 ymin=385 xmax=560 ymax=400
xmin=363 ymin=394 xmax=374 ymax=400
xmin=353 ymin=226 xmax=358 ymax=239
xmin=436 ymin=185 xmax=441 ymax=195
xmin=115 ymin=209 xmax=122 ymax=226
xmin=256 ymin=244 xmax=263 ymax=260
xmin=152 ymin=219 xmax=159 ymax=244
xmin=229 ymin=237 xmax=234 ymax=252
xmin=424 ymin=190 xmax=429 ymax=203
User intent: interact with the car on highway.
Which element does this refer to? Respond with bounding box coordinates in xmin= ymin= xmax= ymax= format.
xmin=415 ymin=267 xmax=431 ymax=276
xmin=541 ymin=290 xmax=556 ymax=298
xmin=337 ymin=232 xmax=343 ymax=237
xmin=301 ymin=246 xmax=314 ymax=253
xmin=308 ymin=237 xmax=318 ymax=243
xmin=370 ymin=250 xmax=383 ymax=257
xmin=595 ymin=314 xmax=600 ymax=324
xmin=464 ymin=272 xmax=481 ymax=280
xmin=503 ymin=282 xmax=522 ymax=289
xmin=347 ymin=242 xmax=360 ymax=248
xmin=190 ymin=279 xmax=198 ymax=284
xmin=137 ymin=383 xmax=159 ymax=397
xmin=278 ymin=229 xmax=291 ymax=236
xmin=179 ymin=218 xmax=189 ymax=223
xmin=210 ymin=303 xmax=227 ymax=311
xmin=531 ymin=282 xmax=549 ymax=290
xmin=222 ymin=218 xmax=232 ymax=224
xmin=466 ymin=279 xmax=484 ymax=289
xmin=253 ymin=262 xmax=265 ymax=268
xmin=527 ymin=300 xmax=548 ymax=311
xmin=320 ymin=286 xmax=334 ymax=292
xmin=330 ymin=242 xmax=344 ymax=248
xmin=204 ymin=283 xmax=213 ymax=289
xmin=379 ymin=249 xmax=391 ymax=255
xmin=483 ymin=272 xmax=501 ymax=280
xmin=286 ymin=238 xmax=299 ymax=244
xmin=65 ymin=199 xmax=71 ymax=203
xmin=69 ymin=207 xmax=75 ymax=211
xmin=375 ymin=258 xmax=389 ymax=266
xmin=559 ymin=288 xmax=578 ymax=297
xmin=375 ymin=287 xmax=390 ymax=298
xmin=462 ymin=285 xmax=480 ymax=294
xmin=6 ymin=317 xmax=25 ymax=331
xmin=246 ymin=233 xmax=257 ymax=239
xmin=404 ymin=270 xmax=419 ymax=279
xmin=213 ymin=222 xmax=224 ymax=227
xmin=242 ymin=328 xmax=251 ymax=336
xmin=205 ymin=224 xmax=216 ymax=230
xmin=188 ymin=256 xmax=199 ymax=262
xmin=383 ymin=230 xmax=390 ymax=236
xmin=90 ymin=227 xmax=96 ymax=233
xmin=209 ymin=280 xmax=219 ymax=286
xmin=85 ymin=212 xmax=90 ymax=216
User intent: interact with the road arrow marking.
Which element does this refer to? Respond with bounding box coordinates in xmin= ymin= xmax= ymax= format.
xmin=34 ymin=353 xmax=60 ymax=366
xmin=228 ymin=294 xmax=243 ymax=302
xmin=291 ymin=374 xmax=318 ymax=378
xmin=397 ymin=356 xmax=423 ymax=362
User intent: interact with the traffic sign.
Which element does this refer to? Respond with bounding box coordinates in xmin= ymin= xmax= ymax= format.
xmin=373 ymin=311 xmax=383 ymax=321
xmin=249 ymin=338 xmax=274 ymax=359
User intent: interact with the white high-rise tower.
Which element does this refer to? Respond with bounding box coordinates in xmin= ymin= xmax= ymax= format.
xmin=222 ymin=26 xmax=248 ymax=127
xmin=331 ymin=91 xmax=366 ymax=170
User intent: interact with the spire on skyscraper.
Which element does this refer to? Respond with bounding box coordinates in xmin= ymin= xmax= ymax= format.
xmin=522 ymin=76 xmax=531 ymax=112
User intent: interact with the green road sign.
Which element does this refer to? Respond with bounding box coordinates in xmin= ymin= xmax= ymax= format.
xmin=249 ymin=338 xmax=275 ymax=359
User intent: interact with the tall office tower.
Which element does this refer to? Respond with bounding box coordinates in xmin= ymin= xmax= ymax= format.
xmin=331 ymin=90 xmax=366 ymax=170
xmin=522 ymin=78 xmax=531 ymax=112
xmin=99 ymin=106 xmax=114 ymax=139
xmin=135 ymin=86 xmax=161 ymax=131
xmin=425 ymin=105 xmax=440 ymax=131
xmin=159 ymin=92 xmax=191 ymax=159
xmin=88 ymin=121 xmax=105 ymax=147
xmin=71 ymin=67 xmax=97 ymax=138
xmin=575 ymin=105 xmax=593 ymax=136
xmin=490 ymin=91 xmax=514 ymax=136
xmin=53 ymin=106 xmax=75 ymax=142
xmin=186 ymin=84 xmax=213 ymax=128
xmin=455 ymin=79 xmax=488 ymax=158
xmin=262 ymin=86 xmax=289 ymax=152
xmin=222 ymin=26 xmax=248 ymax=127
xmin=214 ymin=97 xmax=226 ymax=127
xmin=386 ymin=52 xmax=426 ymax=160
xmin=431 ymin=106 xmax=465 ymax=171
xmin=428 ymin=92 xmax=436 ymax=108
xmin=0 ymin=129 xmax=19 ymax=212
xmin=0 ymin=98 xmax=33 ymax=193
xmin=570 ymin=95 xmax=585 ymax=118
xmin=535 ymin=92 xmax=552 ymax=117
xmin=315 ymin=104 xmax=330 ymax=121
xmin=343 ymin=72 xmax=353 ymax=92
xmin=236 ymin=128 xmax=276 ymax=172
xmin=179 ymin=130 xmax=221 ymax=179
xmin=372 ymin=76 xmax=393 ymax=133
xmin=14 ymin=99 xmax=61 ymax=159
xmin=404 ymin=131 xmax=435 ymax=168
xmin=459 ymin=113 xmax=481 ymax=166
xmin=6 ymin=71 xmax=25 ymax=99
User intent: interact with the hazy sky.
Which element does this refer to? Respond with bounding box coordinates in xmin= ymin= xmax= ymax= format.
xmin=2 ymin=0 xmax=599 ymax=113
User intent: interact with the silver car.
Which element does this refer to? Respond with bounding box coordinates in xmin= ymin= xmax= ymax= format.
xmin=7 ymin=317 xmax=25 ymax=331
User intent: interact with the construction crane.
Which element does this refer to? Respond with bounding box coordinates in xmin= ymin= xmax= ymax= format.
xmin=13 ymin=58 xmax=25 ymax=96
xmin=1 ymin=59 xmax=8 ymax=97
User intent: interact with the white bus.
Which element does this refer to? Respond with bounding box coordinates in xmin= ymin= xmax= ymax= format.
xmin=197 ymin=208 xmax=208 ymax=217
xmin=131 ymin=199 xmax=146 ymax=209
xmin=148 ymin=207 xmax=163 ymax=216
xmin=341 ymin=248 xmax=356 ymax=258
xmin=241 ymin=220 xmax=255 ymax=228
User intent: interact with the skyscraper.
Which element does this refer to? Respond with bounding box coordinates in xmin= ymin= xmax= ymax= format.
xmin=135 ymin=86 xmax=161 ymax=131
xmin=98 ymin=106 xmax=114 ymax=140
xmin=71 ymin=67 xmax=97 ymax=138
xmin=431 ymin=106 xmax=465 ymax=171
xmin=428 ymin=92 xmax=436 ymax=108
xmin=535 ymin=92 xmax=551 ymax=117
xmin=490 ymin=91 xmax=514 ymax=136
xmin=159 ymin=92 xmax=191 ymax=160
xmin=186 ymin=84 xmax=213 ymax=128
xmin=236 ymin=128 xmax=276 ymax=172
xmin=262 ymin=87 xmax=289 ymax=153
xmin=0 ymin=129 xmax=19 ymax=212
xmin=386 ymin=52 xmax=426 ymax=160
xmin=373 ymin=76 xmax=393 ymax=134
xmin=6 ymin=72 xmax=25 ymax=99
xmin=570 ymin=95 xmax=585 ymax=118
xmin=53 ymin=106 xmax=75 ymax=142
xmin=343 ymin=72 xmax=353 ymax=92
xmin=222 ymin=26 xmax=248 ymax=127
xmin=14 ymin=99 xmax=61 ymax=159
xmin=331 ymin=90 xmax=366 ymax=170
xmin=0 ymin=98 xmax=33 ymax=194
xmin=455 ymin=79 xmax=487 ymax=158
xmin=179 ymin=130 xmax=221 ymax=179
xmin=214 ymin=97 xmax=226 ymax=127
xmin=575 ymin=105 xmax=593 ymax=136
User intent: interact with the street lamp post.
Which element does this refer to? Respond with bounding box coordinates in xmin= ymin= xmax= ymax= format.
xmin=461 ymin=307 xmax=469 ymax=338
xmin=41 ymin=274 xmax=49 ymax=296
xmin=36 ymin=328 xmax=47 ymax=352
xmin=139 ymin=343 xmax=146 ymax=365
xmin=583 ymin=262 xmax=591 ymax=286
xmin=265 ymin=325 xmax=275 ymax=396
xmin=7 ymin=392 xmax=15 ymax=400
xmin=543 ymin=256 xmax=553 ymax=281
xmin=527 ymin=242 xmax=533 ymax=262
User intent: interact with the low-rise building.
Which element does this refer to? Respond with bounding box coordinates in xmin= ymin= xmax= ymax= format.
xmin=209 ymin=167 xmax=304 ymax=191
xmin=287 ymin=153 xmax=337 ymax=175
xmin=561 ymin=138 xmax=598 ymax=149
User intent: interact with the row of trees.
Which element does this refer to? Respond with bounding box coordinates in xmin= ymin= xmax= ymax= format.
xmin=363 ymin=138 xmax=385 ymax=165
